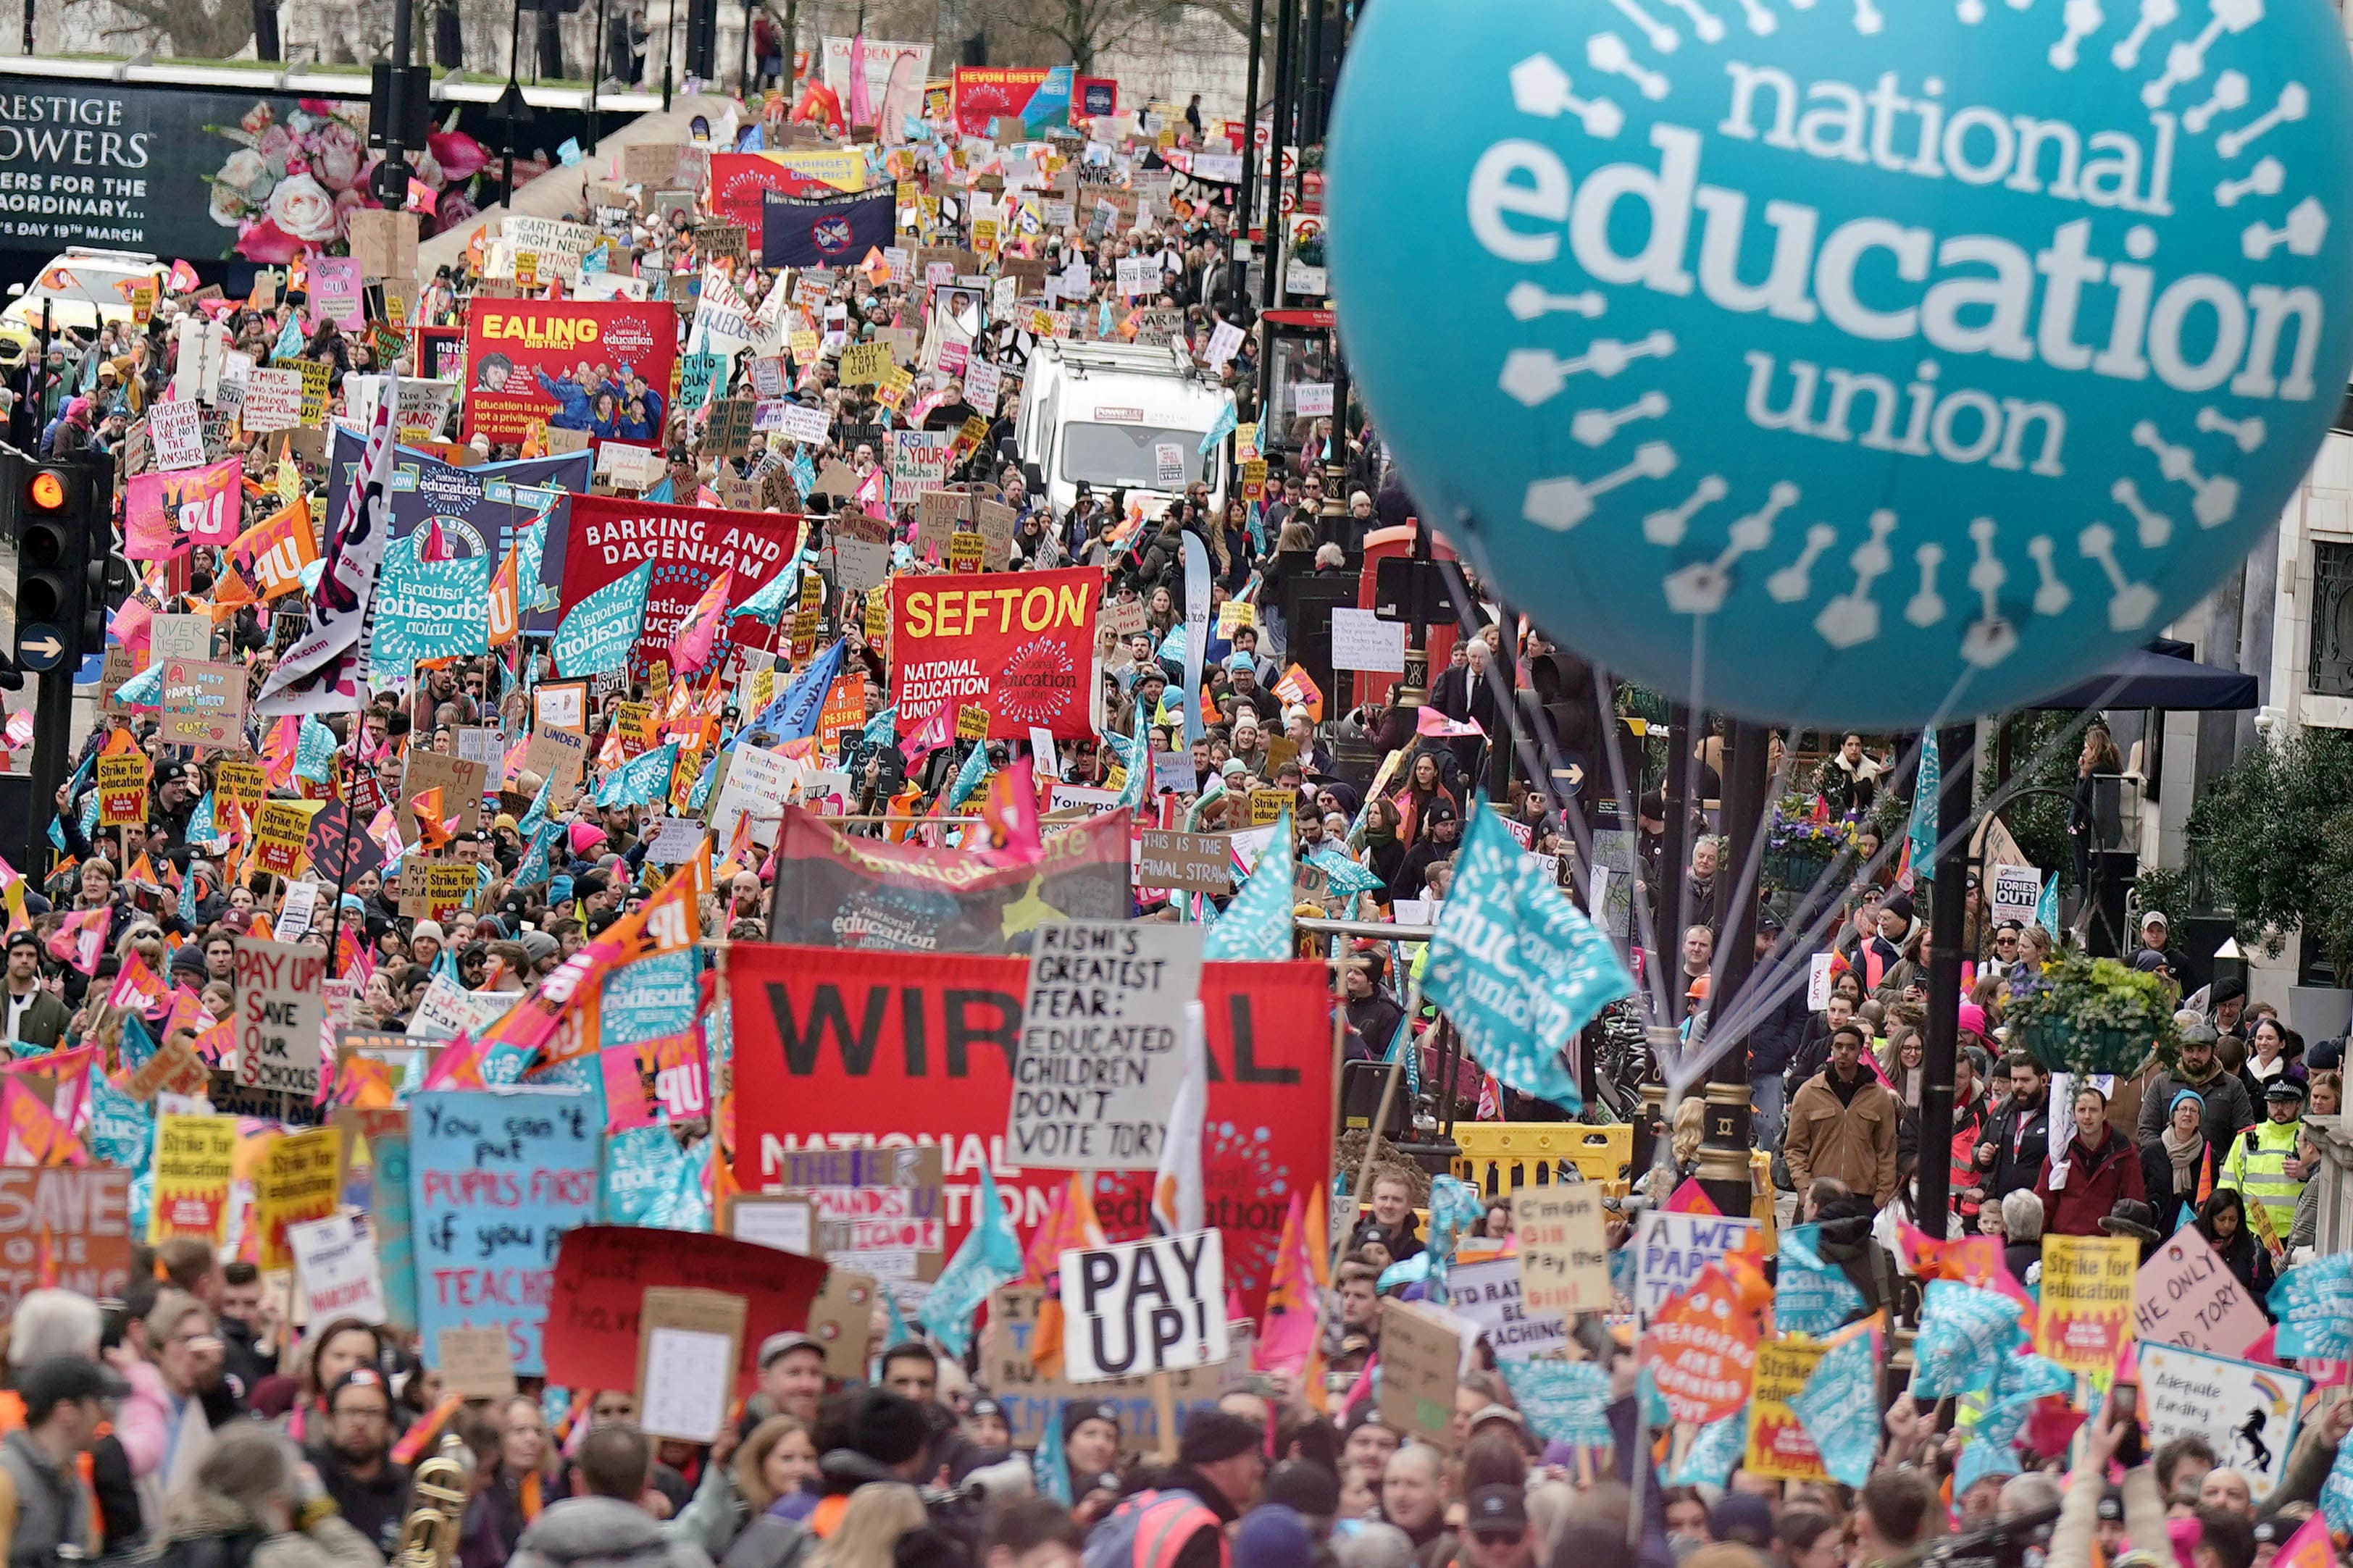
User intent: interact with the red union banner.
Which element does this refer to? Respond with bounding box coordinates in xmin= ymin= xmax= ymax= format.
xmin=725 ymin=944 xmax=1335 ymax=1312
xmin=461 ymin=298 xmax=679 ymax=449
xmin=890 ymin=566 xmax=1099 ymax=739
xmin=952 ymin=67 xmax=1053 ymax=136
xmin=707 ymin=151 xmax=856 ymax=230
xmin=559 ymin=496 xmax=801 ymax=679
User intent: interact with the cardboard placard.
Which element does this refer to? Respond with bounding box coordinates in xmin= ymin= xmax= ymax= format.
xmin=635 ymin=1287 xmax=748 ymax=1443
xmin=1379 ymin=1299 xmax=1465 ymax=1449
xmin=403 ymin=752 xmax=488 ymax=834
xmin=806 ymin=1266 xmax=877 ymax=1381
xmin=1516 ymin=1186 xmax=1613 ymax=1317
xmin=1137 ymin=830 xmax=1231 ymax=894
xmin=1008 ymin=922 xmax=1204 ymax=1170
xmin=435 ymin=1325 xmax=519 ymax=1399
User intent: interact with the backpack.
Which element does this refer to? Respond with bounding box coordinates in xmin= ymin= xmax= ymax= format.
xmin=1082 ymin=1492 xmax=1224 ymax=1568
xmin=154 ymin=1529 xmax=267 ymax=1568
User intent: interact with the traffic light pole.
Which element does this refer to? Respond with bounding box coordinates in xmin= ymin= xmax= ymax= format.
xmin=25 ymin=654 xmax=72 ymax=865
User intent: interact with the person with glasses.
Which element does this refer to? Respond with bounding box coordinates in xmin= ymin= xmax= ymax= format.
xmin=308 ymin=1370 xmax=409 ymax=1556
xmin=119 ymin=1292 xmax=241 ymax=1504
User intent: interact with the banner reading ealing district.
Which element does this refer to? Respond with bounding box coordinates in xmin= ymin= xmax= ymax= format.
xmin=461 ymin=298 xmax=677 ymax=449
xmin=890 ymin=566 xmax=1099 ymax=740
xmin=764 ymin=805 xmax=1131 ymax=953
xmin=725 ymin=942 xmax=1337 ymax=1311
xmin=559 ymin=495 xmax=801 ymax=678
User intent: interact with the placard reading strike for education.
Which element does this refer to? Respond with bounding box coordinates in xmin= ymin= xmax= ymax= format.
xmin=1058 ymin=1230 xmax=1231 ymax=1383
xmin=1008 ymin=921 xmax=1204 ymax=1170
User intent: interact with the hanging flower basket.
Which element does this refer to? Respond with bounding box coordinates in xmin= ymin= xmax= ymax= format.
xmin=1762 ymin=797 xmax=1857 ymax=893
xmin=2007 ymin=954 xmax=2182 ymax=1078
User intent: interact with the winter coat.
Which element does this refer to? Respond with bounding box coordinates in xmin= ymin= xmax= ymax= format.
xmin=149 ymin=1484 xmax=382 ymax=1568
xmin=1782 ymin=1068 xmax=1901 ymax=1205
xmin=1977 ymin=1094 xmax=2054 ymax=1203
xmin=2137 ymin=1068 xmax=2254 ymax=1150
xmin=2136 ymin=1135 xmax=2221 ymax=1235
xmin=509 ymin=1497 xmax=715 ymax=1568
xmin=2034 ymin=1128 xmax=2147 ymax=1236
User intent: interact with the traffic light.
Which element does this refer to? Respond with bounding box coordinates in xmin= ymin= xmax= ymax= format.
xmin=6 ymin=448 xmax=108 ymax=676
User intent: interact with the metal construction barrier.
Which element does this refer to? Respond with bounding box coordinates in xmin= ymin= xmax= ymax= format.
xmin=1451 ymin=1123 xmax=1779 ymax=1246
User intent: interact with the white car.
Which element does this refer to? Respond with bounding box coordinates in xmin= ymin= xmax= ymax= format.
xmin=0 ymin=248 xmax=170 ymax=372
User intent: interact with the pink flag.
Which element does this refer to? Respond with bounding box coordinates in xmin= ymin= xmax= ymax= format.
xmin=902 ymin=703 xmax=954 ymax=761
xmin=1253 ymin=1191 xmax=1321 ymax=1380
xmin=847 ymin=33 xmax=874 ymax=127
xmin=46 ymin=908 xmax=109 ymax=976
xmin=419 ymin=518 xmax=452 ymax=562
xmin=669 ymin=569 xmax=733 ymax=676
xmin=1416 ymin=707 xmax=1484 ymax=739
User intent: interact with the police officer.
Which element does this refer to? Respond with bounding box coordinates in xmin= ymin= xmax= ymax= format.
xmin=2223 ymin=1078 xmax=2309 ymax=1247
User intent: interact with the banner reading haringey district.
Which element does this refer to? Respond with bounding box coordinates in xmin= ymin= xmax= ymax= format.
xmin=725 ymin=943 xmax=1336 ymax=1310
xmin=461 ymin=298 xmax=679 ymax=448
xmin=560 ymin=495 xmax=801 ymax=677
xmin=890 ymin=566 xmax=1099 ymax=739
xmin=763 ymin=804 xmax=1132 ymax=952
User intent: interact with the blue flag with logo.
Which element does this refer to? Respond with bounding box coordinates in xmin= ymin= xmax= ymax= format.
xmin=1792 ymin=1325 xmax=1883 ymax=1487
xmin=551 ymin=559 xmax=652 ymax=677
xmin=945 ymin=741 xmax=990 ymax=813
xmin=1424 ymin=803 xmax=1631 ymax=1111
xmin=517 ymin=773 xmax=554 ymax=839
xmin=296 ymin=716 xmax=341 ymax=783
xmin=2036 ymin=873 xmax=2060 ymax=936
xmin=2272 ymin=1253 xmax=2353 ymax=1360
xmin=741 ymin=639 xmax=845 ymax=746
xmin=1205 ymin=812 xmax=1292 ymax=960
xmin=1671 ymin=1412 xmax=1749 ymax=1488
xmin=1773 ymin=1223 xmax=1866 ymax=1336
xmin=1499 ymin=1358 xmax=1610 ymax=1448
xmin=1907 ymin=728 xmax=1940 ymax=873
xmin=1032 ymin=1400 xmax=1073 ymax=1504
xmin=595 ymin=742 xmax=679 ymax=808
xmin=1198 ymin=401 xmax=1238 ymax=457
xmin=1912 ymin=1280 xmax=2027 ymax=1397
xmin=919 ymin=1165 xmax=1021 ymax=1357
xmin=733 ymin=548 xmax=805 ymax=625
xmin=762 ymin=190 xmax=895 ymax=269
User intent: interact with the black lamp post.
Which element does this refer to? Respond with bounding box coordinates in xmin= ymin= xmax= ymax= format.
xmin=496 ymin=0 xmax=535 ymax=208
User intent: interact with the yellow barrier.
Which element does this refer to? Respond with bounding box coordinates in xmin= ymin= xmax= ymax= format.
xmin=1450 ymin=1123 xmax=1779 ymax=1247
xmin=1452 ymin=1123 xmax=1634 ymax=1192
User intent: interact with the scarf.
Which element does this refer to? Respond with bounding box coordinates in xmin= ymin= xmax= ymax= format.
xmin=2161 ymin=1123 xmax=2204 ymax=1194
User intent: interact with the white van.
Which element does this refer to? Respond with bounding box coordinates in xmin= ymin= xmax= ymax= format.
xmin=1016 ymin=338 xmax=1234 ymax=521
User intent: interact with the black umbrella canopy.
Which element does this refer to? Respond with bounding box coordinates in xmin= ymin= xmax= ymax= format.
xmin=2030 ymin=639 xmax=2259 ymax=711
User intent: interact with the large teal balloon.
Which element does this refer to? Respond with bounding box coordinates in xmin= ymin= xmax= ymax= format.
xmin=1326 ymin=0 xmax=2353 ymax=725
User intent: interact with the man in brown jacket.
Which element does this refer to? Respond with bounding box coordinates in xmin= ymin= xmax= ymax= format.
xmin=1783 ymin=1022 xmax=1901 ymax=1207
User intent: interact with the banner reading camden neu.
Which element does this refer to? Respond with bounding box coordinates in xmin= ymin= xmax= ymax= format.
xmin=560 ymin=496 xmax=800 ymax=679
xmin=461 ymin=298 xmax=678 ymax=450
xmin=764 ymin=805 xmax=1132 ymax=952
xmin=891 ymin=567 xmax=1098 ymax=741
xmin=725 ymin=944 xmax=1336 ymax=1311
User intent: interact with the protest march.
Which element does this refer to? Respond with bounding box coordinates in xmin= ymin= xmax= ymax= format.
xmin=7 ymin=8 xmax=2353 ymax=1568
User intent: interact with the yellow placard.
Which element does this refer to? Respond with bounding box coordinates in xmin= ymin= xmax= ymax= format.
xmin=1744 ymin=1338 xmax=1831 ymax=1482
xmin=254 ymin=1125 xmax=341 ymax=1273
xmin=251 ymin=798 xmax=323 ymax=876
xmin=840 ymin=340 xmax=893 ymax=385
xmin=864 ymin=594 xmax=889 ymax=642
xmin=948 ymin=532 xmax=985 ymax=574
xmin=1250 ymin=788 xmax=1288 ymax=826
xmin=2035 ymin=1234 xmax=2139 ymax=1373
xmin=96 ymin=753 xmax=150 ymax=828
xmin=957 ymin=704 xmax=991 ymax=742
xmin=150 ymin=1115 xmax=238 ymax=1244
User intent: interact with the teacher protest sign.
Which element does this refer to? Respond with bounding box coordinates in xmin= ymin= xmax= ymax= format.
xmin=727 ymin=945 xmax=1335 ymax=1312
xmin=560 ymin=495 xmax=801 ymax=679
xmin=765 ymin=805 xmax=1132 ymax=954
xmin=2141 ymin=1344 xmax=2306 ymax=1501
xmin=2037 ymin=1234 xmax=2139 ymax=1372
xmin=461 ymin=298 xmax=678 ymax=449
xmin=1009 ymin=922 xmax=1203 ymax=1170
xmin=0 ymin=1167 xmax=132 ymax=1316
xmin=891 ymin=567 xmax=1101 ymax=740
xmin=1633 ymin=1212 xmax=1758 ymax=1325
xmin=1516 ymin=1186 xmax=1612 ymax=1317
xmin=543 ymin=1225 xmax=826 ymax=1395
xmin=2134 ymin=1228 xmax=2269 ymax=1359
xmin=149 ymin=1115 xmax=237 ymax=1242
xmin=125 ymin=457 xmax=242 ymax=562
xmin=370 ymin=531 xmax=495 ymax=682
xmin=1447 ymin=1256 xmax=1568 ymax=1362
xmin=288 ymin=1212 xmax=388 ymax=1326
xmin=234 ymin=937 xmax=327 ymax=1102
xmin=410 ymin=1089 xmax=599 ymax=1375
xmin=1059 ymin=1230 xmax=1231 ymax=1383
xmin=1745 ymin=1338 xmax=1831 ymax=1482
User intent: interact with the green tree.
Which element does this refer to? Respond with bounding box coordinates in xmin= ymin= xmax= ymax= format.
xmin=2184 ymin=726 xmax=2353 ymax=986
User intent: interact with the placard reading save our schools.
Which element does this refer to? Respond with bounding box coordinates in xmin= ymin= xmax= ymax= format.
xmin=560 ymin=496 xmax=801 ymax=679
xmin=461 ymin=298 xmax=678 ymax=449
xmin=891 ymin=566 xmax=1100 ymax=739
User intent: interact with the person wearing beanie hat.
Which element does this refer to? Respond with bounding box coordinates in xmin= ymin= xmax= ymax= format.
xmin=1061 ymin=1401 xmax=1120 ymax=1477
xmin=2137 ymin=1022 xmax=2252 ymax=1155
xmin=1233 ymin=1504 xmax=1317 ymax=1568
xmin=1262 ymin=1463 xmax=1340 ymax=1537
xmin=1156 ymin=1408 xmax=1264 ymax=1528
xmin=407 ymin=921 xmax=446 ymax=971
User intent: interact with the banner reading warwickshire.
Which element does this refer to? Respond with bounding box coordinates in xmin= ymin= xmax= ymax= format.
xmin=891 ymin=567 xmax=1098 ymax=740
xmin=726 ymin=944 xmax=1336 ymax=1309
xmin=560 ymin=495 xmax=800 ymax=676
xmin=461 ymin=298 xmax=677 ymax=449
xmin=765 ymin=804 xmax=1132 ymax=952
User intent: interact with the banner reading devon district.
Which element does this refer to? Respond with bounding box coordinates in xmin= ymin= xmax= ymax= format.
xmin=891 ymin=566 xmax=1098 ymax=739
xmin=461 ymin=298 xmax=678 ymax=449
xmin=726 ymin=944 xmax=1336 ymax=1312
xmin=561 ymin=496 xmax=801 ymax=679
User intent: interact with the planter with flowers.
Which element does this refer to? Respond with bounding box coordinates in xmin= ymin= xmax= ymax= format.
xmin=2006 ymin=952 xmax=2182 ymax=1078
xmin=1763 ymin=797 xmax=1855 ymax=892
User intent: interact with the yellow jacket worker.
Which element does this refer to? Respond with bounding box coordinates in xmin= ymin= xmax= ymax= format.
xmin=2222 ymin=1078 xmax=2309 ymax=1244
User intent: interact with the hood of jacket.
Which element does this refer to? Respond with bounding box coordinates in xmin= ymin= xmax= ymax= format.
xmin=816 ymin=1448 xmax=908 ymax=1498
xmin=514 ymin=1496 xmax=673 ymax=1567
xmin=161 ymin=1485 xmax=265 ymax=1543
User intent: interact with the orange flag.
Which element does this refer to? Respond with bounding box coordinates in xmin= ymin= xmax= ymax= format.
xmin=489 ymin=543 xmax=521 ymax=647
